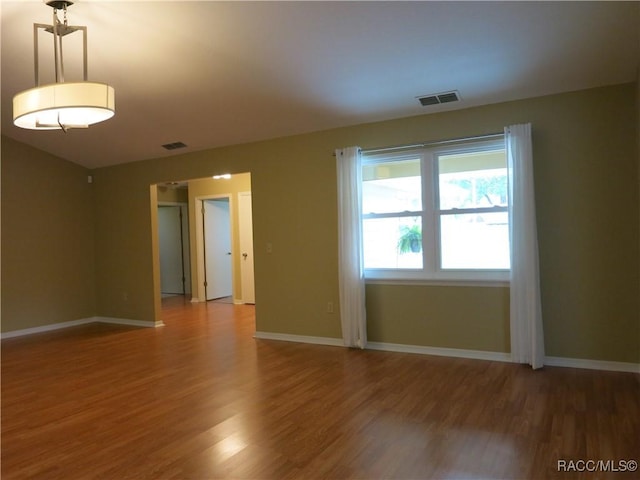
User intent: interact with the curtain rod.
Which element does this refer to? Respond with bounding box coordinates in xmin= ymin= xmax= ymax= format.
xmin=360 ymin=132 xmax=504 ymax=155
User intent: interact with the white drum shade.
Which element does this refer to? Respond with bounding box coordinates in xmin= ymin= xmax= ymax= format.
xmin=13 ymin=82 xmax=115 ymax=129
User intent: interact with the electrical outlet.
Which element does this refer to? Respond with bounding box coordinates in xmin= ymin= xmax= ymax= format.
xmin=327 ymin=301 xmax=334 ymax=314
xmin=266 ymin=242 xmax=273 ymax=254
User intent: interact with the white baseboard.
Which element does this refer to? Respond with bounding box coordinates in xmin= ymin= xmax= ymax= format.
xmin=95 ymin=317 xmax=164 ymax=328
xmin=0 ymin=318 xmax=95 ymax=339
xmin=367 ymin=341 xmax=512 ymax=363
xmin=253 ymin=333 xmax=640 ymax=373
xmin=253 ymin=332 xmax=509 ymax=361
xmin=189 ymin=297 xmax=248 ymax=305
xmin=254 ymin=331 xmax=344 ymax=347
xmin=4 ymin=321 xmax=637 ymax=373
xmin=1 ymin=316 xmax=163 ymax=339
xmin=545 ymin=356 xmax=640 ymax=374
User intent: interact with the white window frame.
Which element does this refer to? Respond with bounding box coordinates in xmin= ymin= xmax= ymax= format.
xmin=362 ymin=137 xmax=510 ymax=286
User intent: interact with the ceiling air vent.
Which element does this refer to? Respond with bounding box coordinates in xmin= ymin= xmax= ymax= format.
xmin=417 ymin=90 xmax=460 ymax=107
xmin=162 ymin=141 xmax=187 ymax=151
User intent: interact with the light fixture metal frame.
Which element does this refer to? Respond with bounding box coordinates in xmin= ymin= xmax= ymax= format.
xmin=35 ymin=11 xmax=87 ymax=85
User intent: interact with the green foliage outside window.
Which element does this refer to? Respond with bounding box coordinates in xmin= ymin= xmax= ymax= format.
xmin=397 ymin=224 xmax=422 ymax=253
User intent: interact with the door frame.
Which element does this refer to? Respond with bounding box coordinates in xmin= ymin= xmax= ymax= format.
xmin=194 ymin=193 xmax=234 ymax=302
xmin=238 ymin=191 xmax=255 ymax=304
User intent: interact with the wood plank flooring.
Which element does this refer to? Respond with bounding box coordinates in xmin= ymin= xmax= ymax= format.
xmin=2 ymin=296 xmax=639 ymax=479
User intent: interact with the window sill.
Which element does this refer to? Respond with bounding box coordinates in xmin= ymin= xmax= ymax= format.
xmin=364 ymin=270 xmax=510 ymax=287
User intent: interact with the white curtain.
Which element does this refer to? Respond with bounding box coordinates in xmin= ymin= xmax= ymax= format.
xmin=335 ymin=146 xmax=367 ymax=348
xmin=506 ymin=123 xmax=545 ymax=369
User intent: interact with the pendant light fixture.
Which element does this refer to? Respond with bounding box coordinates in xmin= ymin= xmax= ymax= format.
xmin=13 ymin=0 xmax=115 ymax=131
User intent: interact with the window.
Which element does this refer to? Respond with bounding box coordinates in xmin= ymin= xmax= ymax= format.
xmin=362 ymin=137 xmax=509 ymax=283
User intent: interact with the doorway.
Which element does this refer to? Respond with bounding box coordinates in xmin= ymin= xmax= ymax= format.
xmin=158 ymin=204 xmax=191 ymax=297
xmin=153 ymin=173 xmax=255 ymax=317
xmin=202 ymin=197 xmax=233 ymax=301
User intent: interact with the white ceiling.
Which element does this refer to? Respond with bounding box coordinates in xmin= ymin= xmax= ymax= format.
xmin=2 ymin=1 xmax=639 ymax=169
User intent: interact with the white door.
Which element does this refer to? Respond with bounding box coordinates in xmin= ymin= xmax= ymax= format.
xmin=203 ymin=198 xmax=233 ymax=300
xmin=158 ymin=206 xmax=185 ymax=294
xmin=238 ymin=192 xmax=255 ymax=304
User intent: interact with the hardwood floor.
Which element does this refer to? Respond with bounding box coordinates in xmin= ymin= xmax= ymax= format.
xmin=2 ymin=296 xmax=639 ymax=479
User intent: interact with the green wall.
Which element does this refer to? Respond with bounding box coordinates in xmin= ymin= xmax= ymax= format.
xmin=366 ymin=284 xmax=510 ymax=352
xmin=157 ymin=184 xmax=188 ymax=203
xmin=1 ymin=137 xmax=96 ymax=331
xmin=2 ymin=83 xmax=639 ymax=364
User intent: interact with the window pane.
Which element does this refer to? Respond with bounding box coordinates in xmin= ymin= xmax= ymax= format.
xmin=438 ymin=149 xmax=507 ymax=210
xmin=440 ymin=212 xmax=510 ymax=269
xmin=362 ymin=158 xmax=421 ymax=214
xmin=363 ymin=216 xmax=423 ymax=269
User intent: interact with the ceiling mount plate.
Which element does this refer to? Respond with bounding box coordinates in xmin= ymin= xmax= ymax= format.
xmin=45 ymin=1 xmax=74 ymax=9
